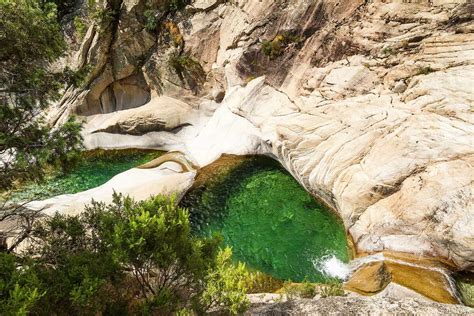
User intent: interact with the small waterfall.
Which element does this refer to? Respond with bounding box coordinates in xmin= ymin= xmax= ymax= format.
xmin=313 ymin=252 xmax=461 ymax=302
xmin=313 ymin=253 xmax=385 ymax=281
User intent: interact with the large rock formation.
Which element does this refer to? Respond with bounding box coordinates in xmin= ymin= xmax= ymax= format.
xmin=38 ymin=0 xmax=473 ymax=298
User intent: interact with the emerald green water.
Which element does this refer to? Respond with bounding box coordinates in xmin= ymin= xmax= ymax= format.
xmin=7 ymin=149 xmax=162 ymax=202
xmin=181 ymin=156 xmax=350 ymax=282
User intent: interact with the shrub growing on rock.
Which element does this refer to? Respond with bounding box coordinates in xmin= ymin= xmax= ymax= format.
xmin=0 ymin=194 xmax=250 ymax=315
xmin=282 ymin=279 xmax=317 ymax=299
xmin=319 ymin=278 xmax=345 ymax=298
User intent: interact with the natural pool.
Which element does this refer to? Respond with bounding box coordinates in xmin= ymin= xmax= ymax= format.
xmin=180 ymin=155 xmax=350 ymax=282
xmin=7 ymin=149 xmax=163 ymax=202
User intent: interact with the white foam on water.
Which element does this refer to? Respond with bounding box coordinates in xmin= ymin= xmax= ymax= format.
xmin=313 ymin=254 xmax=352 ymax=280
xmin=313 ymin=253 xmax=386 ymax=281
xmin=313 ymin=253 xmax=461 ymax=302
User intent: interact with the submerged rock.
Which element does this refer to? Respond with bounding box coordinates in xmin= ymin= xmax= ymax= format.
xmin=345 ymin=262 xmax=392 ymax=295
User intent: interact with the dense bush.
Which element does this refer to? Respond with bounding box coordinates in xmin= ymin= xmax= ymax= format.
xmin=0 ymin=194 xmax=250 ymax=315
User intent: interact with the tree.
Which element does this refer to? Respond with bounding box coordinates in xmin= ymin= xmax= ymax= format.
xmin=0 ymin=0 xmax=83 ymax=190
xmin=0 ymin=194 xmax=250 ymax=315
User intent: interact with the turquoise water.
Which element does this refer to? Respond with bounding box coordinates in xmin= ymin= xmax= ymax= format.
xmin=181 ymin=156 xmax=350 ymax=282
xmin=7 ymin=149 xmax=163 ymax=202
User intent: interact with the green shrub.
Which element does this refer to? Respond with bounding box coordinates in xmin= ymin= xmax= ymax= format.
xmin=47 ymin=0 xmax=76 ymax=20
xmin=200 ymin=247 xmax=250 ymax=314
xmin=63 ymin=65 xmax=92 ymax=88
xmin=91 ymin=7 xmax=116 ymax=31
xmin=0 ymin=0 xmax=83 ymax=190
xmin=261 ymin=36 xmax=285 ymax=59
xmin=1 ymin=194 xmax=250 ymax=315
xmin=282 ymin=279 xmax=316 ymax=299
xmin=144 ymin=9 xmax=158 ymax=32
xmin=0 ymin=253 xmax=44 ymax=316
xmin=167 ymin=0 xmax=189 ymax=11
xmin=73 ymin=16 xmax=87 ymax=39
xmin=245 ymin=270 xmax=284 ymax=293
xmin=457 ymin=278 xmax=474 ymax=307
xmin=261 ymin=33 xmax=303 ymax=59
xmin=319 ymin=278 xmax=345 ymax=298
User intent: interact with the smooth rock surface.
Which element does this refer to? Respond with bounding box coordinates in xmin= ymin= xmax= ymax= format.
xmin=26 ymin=163 xmax=195 ymax=216
xmin=43 ymin=0 xmax=474 ymax=277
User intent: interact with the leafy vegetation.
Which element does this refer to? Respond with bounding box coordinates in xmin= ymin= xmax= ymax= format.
xmin=168 ymin=53 xmax=206 ymax=90
xmin=319 ymin=278 xmax=345 ymax=298
xmin=42 ymin=0 xmax=77 ymax=20
xmin=0 ymin=253 xmax=44 ymax=316
xmin=281 ymin=278 xmax=345 ymax=300
xmin=261 ymin=36 xmax=285 ymax=59
xmin=0 ymin=194 xmax=250 ymax=315
xmin=91 ymin=6 xmax=117 ymax=32
xmin=63 ymin=64 xmax=92 ymax=88
xmin=458 ymin=282 xmax=474 ymax=307
xmin=261 ymin=33 xmax=303 ymax=59
xmin=167 ymin=0 xmax=189 ymax=12
xmin=73 ymin=16 xmax=87 ymax=39
xmin=201 ymin=247 xmax=250 ymax=314
xmin=143 ymin=0 xmax=189 ymax=33
xmin=282 ymin=280 xmax=316 ymax=299
xmin=457 ymin=276 xmax=474 ymax=307
xmin=246 ymin=271 xmax=284 ymax=294
xmin=144 ymin=9 xmax=158 ymax=32
xmin=0 ymin=0 xmax=84 ymax=190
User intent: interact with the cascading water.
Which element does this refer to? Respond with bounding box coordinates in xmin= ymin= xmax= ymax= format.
xmin=314 ymin=252 xmax=461 ymax=302
xmin=313 ymin=253 xmax=386 ymax=280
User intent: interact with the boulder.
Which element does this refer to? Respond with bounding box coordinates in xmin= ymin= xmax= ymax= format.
xmin=345 ymin=262 xmax=392 ymax=295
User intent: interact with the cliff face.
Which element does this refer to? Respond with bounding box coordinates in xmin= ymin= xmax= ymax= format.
xmin=48 ymin=0 xmax=473 ymax=274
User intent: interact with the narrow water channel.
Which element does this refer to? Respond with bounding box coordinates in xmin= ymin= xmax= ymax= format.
xmin=180 ymin=155 xmax=350 ymax=282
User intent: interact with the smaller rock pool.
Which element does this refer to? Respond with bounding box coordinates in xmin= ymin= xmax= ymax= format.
xmin=6 ymin=149 xmax=163 ymax=202
xmin=180 ymin=155 xmax=350 ymax=282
